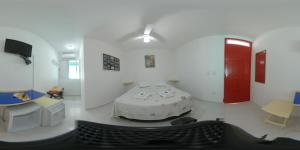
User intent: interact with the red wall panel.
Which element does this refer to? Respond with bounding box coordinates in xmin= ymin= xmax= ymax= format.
xmin=255 ymin=50 xmax=266 ymax=83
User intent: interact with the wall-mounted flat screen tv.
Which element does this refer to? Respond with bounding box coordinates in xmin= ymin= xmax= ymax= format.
xmin=4 ymin=39 xmax=32 ymax=57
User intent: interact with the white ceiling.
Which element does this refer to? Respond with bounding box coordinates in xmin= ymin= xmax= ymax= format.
xmin=1 ymin=0 xmax=300 ymax=52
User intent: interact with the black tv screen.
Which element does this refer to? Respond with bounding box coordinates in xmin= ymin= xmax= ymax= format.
xmin=4 ymin=39 xmax=32 ymax=57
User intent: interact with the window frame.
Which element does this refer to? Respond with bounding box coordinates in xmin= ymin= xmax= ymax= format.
xmin=225 ymin=38 xmax=251 ymax=47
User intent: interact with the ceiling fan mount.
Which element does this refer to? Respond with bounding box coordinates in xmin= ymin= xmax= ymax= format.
xmin=117 ymin=24 xmax=165 ymax=44
xmin=134 ymin=24 xmax=157 ymax=43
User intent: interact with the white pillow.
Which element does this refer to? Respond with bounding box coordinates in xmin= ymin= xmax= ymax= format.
xmin=138 ymin=82 xmax=150 ymax=88
xmin=155 ymin=81 xmax=168 ymax=87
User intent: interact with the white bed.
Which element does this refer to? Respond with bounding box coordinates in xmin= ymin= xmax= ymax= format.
xmin=113 ymin=83 xmax=192 ymax=121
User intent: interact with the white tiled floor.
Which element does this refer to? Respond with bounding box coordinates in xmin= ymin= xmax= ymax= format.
xmin=1 ymin=96 xmax=300 ymax=142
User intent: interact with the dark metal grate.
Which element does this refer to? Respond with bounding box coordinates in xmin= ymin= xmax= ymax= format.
xmin=75 ymin=120 xmax=225 ymax=149
xmin=1 ymin=120 xmax=300 ymax=150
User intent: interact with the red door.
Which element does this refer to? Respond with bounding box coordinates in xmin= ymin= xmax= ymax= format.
xmin=224 ymin=38 xmax=252 ymax=103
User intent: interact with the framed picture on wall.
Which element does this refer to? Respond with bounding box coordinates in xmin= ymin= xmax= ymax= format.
xmin=102 ymin=53 xmax=120 ymax=71
xmin=145 ymin=55 xmax=155 ymax=68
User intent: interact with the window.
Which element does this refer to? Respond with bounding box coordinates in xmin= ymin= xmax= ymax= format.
xmin=68 ymin=60 xmax=80 ymax=80
xmin=226 ymin=39 xmax=251 ymax=47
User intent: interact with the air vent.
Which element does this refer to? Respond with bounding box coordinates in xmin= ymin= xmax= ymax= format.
xmin=62 ymin=52 xmax=76 ymax=59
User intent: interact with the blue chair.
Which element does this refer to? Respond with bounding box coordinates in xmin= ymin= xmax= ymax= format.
xmin=293 ymin=92 xmax=300 ymax=106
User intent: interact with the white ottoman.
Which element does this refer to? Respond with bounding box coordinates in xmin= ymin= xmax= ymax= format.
xmin=4 ymin=103 xmax=42 ymax=132
xmin=34 ymin=97 xmax=65 ymax=127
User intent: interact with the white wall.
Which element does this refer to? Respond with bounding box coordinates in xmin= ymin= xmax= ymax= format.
xmin=83 ymin=34 xmax=257 ymax=108
xmin=175 ymin=35 xmax=225 ymax=102
xmin=252 ymin=27 xmax=300 ymax=107
xmin=59 ymin=60 xmax=81 ymax=96
xmin=79 ymin=39 xmax=85 ymax=107
xmin=83 ymin=38 xmax=124 ymax=109
xmin=122 ymin=49 xmax=176 ymax=84
xmin=175 ymin=35 xmax=253 ymax=103
xmin=0 ymin=27 xmax=58 ymax=92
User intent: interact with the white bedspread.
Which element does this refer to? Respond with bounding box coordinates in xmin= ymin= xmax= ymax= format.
xmin=113 ymin=84 xmax=192 ymax=120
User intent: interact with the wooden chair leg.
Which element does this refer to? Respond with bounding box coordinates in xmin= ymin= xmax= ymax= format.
xmin=283 ymin=118 xmax=288 ymax=127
